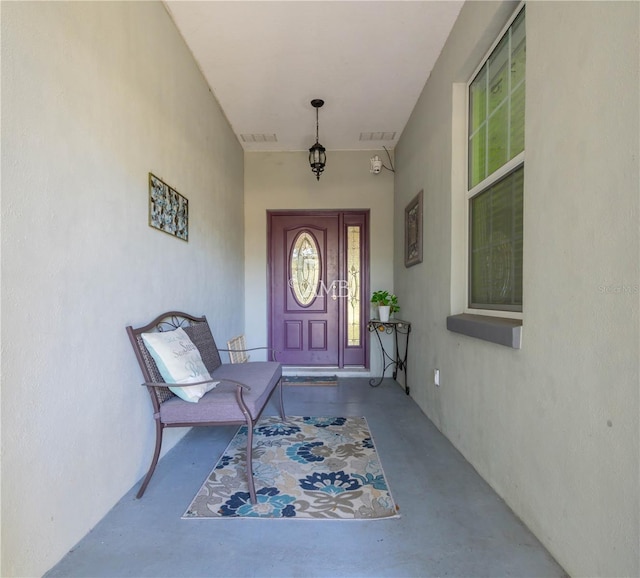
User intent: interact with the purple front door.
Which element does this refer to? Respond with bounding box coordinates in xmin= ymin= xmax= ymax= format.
xmin=268 ymin=211 xmax=368 ymax=367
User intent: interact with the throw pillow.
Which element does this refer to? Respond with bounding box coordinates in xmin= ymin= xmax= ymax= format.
xmin=183 ymin=323 xmax=222 ymax=374
xmin=141 ymin=327 xmax=217 ymax=403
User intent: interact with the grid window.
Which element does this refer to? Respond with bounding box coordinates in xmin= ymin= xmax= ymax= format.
xmin=468 ymin=5 xmax=525 ymax=312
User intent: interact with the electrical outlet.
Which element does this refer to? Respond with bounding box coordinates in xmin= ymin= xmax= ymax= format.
xmin=434 ymin=369 xmax=440 ymax=387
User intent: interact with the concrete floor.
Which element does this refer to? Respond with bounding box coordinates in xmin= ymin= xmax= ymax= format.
xmin=46 ymin=378 xmax=567 ymax=578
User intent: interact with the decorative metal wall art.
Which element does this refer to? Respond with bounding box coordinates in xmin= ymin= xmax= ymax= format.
xmin=404 ymin=190 xmax=423 ymax=267
xmin=148 ymin=173 xmax=189 ymax=241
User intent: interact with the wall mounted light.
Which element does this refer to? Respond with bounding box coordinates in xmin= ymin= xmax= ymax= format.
xmin=308 ymin=99 xmax=326 ymax=181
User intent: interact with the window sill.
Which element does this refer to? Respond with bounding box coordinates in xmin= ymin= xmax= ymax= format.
xmin=446 ymin=314 xmax=522 ymax=349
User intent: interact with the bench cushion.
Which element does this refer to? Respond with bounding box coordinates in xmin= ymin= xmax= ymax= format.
xmin=159 ymin=361 xmax=282 ymax=424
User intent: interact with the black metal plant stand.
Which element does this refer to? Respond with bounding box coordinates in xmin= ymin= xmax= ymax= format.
xmin=367 ymin=319 xmax=412 ymax=395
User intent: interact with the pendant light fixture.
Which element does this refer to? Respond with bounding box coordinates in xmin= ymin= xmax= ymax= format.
xmin=308 ymin=99 xmax=326 ymax=181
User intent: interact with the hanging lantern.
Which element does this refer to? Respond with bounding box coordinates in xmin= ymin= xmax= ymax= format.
xmin=308 ymin=99 xmax=326 ymax=180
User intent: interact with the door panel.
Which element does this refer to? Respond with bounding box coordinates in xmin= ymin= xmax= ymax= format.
xmin=268 ymin=211 xmax=368 ymax=367
xmin=284 ymin=321 xmax=302 ymax=350
xmin=309 ymin=320 xmax=327 ymax=350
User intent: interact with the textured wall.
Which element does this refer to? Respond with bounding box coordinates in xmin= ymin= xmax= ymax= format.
xmin=1 ymin=3 xmax=244 ymax=576
xmin=244 ymin=151 xmax=395 ymax=378
xmin=394 ymin=1 xmax=639 ymax=576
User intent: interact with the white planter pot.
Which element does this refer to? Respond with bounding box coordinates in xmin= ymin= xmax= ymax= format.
xmin=378 ymin=305 xmax=391 ymax=322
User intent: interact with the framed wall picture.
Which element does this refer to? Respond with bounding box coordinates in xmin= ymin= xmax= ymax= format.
xmin=148 ymin=173 xmax=188 ymax=241
xmin=404 ymin=190 xmax=423 ymax=267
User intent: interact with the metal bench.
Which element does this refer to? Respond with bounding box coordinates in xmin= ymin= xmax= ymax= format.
xmin=126 ymin=311 xmax=285 ymax=503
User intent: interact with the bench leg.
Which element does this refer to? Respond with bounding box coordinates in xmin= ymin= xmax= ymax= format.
xmin=136 ymin=420 xmax=163 ymax=499
xmin=277 ymin=378 xmax=286 ymax=420
xmin=245 ymin=421 xmax=257 ymax=504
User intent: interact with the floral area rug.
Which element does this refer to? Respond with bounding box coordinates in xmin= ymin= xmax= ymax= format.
xmin=183 ymin=416 xmax=399 ymax=519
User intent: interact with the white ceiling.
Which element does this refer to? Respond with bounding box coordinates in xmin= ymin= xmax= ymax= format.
xmin=165 ymin=1 xmax=464 ymax=152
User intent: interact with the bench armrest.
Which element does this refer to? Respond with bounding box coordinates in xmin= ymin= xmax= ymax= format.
xmin=142 ymin=378 xmax=251 ymax=391
xmin=218 ymin=346 xmax=280 ymax=361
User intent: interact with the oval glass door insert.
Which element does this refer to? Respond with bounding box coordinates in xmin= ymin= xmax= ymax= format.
xmin=290 ymin=231 xmax=321 ymax=306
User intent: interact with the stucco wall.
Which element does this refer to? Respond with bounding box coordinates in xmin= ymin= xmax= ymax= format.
xmin=1 ymin=3 xmax=245 ymax=576
xmin=244 ymin=151 xmax=395 ymax=378
xmin=395 ymin=1 xmax=639 ymax=576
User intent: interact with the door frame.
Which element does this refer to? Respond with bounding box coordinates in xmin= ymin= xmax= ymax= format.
xmin=267 ymin=209 xmax=370 ymax=368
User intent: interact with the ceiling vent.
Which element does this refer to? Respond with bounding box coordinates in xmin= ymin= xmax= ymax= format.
xmin=359 ymin=132 xmax=397 ymax=142
xmin=240 ymin=133 xmax=278 ymax=143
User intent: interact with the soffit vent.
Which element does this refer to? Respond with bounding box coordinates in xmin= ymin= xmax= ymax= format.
xmin=359 ymin=131 xmax=397 ymax=142
xmin=240 ymin=133 xmax=278 ymax=143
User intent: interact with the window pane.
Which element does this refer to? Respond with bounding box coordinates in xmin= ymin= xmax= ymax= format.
xmin=510 ymin=9 xmax=526 ymax=158
xmin=510 ymin=83 xmax=525 ymax=157
xmin=469 ymin=66 xmax=487 ymax=188
xmin=469 ymin=166 xmax=524 ymax=310
xmin=511 ymin=9 xmax=526 ymax=88
xmin=346 ymin=226 xmax=361 ymax=347
xmin=488 ymin=36 xmax=509 ymax=116
xmin=487 ymin=101 xmax=509 ymax=175
xmin=290 ymin=231 xmax=320 ymax=306
xmin=468 ymin=7 xmax=525 ymax=188
xmin=469 ymin=125 xmax=487 ymax=188
xmin=469 ymin=65 xmax=487 ymax=132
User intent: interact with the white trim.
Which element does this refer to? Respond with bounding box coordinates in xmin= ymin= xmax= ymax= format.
xmin=451 ymin=83 xmax=468 ymax=314
xmin=467 ymin=151 xmax=525 ymax=200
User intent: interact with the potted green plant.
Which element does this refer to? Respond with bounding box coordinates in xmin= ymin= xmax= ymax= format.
xmin=371 ymin=290 xmax=399 ymax=322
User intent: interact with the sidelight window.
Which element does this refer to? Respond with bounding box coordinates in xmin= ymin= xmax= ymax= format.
xmin=347 ymin=225 xmax=361 ymax=346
